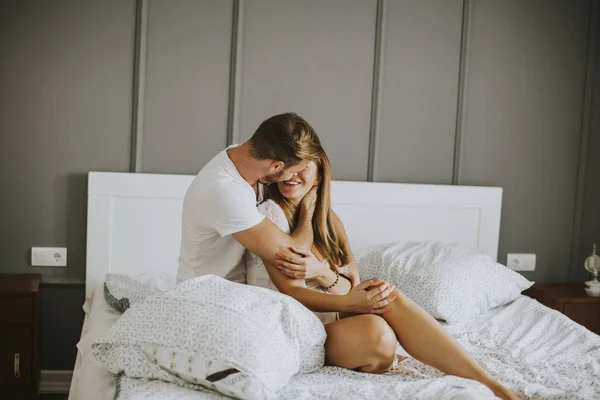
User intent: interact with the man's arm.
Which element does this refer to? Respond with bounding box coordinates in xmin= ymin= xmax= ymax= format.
xmin=233 ymin=214 xmax=311 ymax=267
xmin=233 ymin=186 xmax=318 ymax=267
xmin=271 ymin=208 xmax=359 ymax=284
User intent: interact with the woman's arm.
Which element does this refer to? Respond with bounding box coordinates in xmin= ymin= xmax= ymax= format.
xmin=314 ymin=264 xmax=352 ymax=295
xmin=267 ymin=261 xmax=348 ymax=312
xmin=264 ymin=260 xmax=395 ymax=314
xmin=288 ymin=186 xmax=318 ymax=250
xmin=331 ymin=211 xmax=356 ymax=264
xmin=330 ymin=211 xmax=360 ymax=286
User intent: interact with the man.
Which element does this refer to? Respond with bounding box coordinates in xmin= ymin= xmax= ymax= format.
xmin=177 ymin=112 xmax=325 ymax=285
xmin=177 ymin=112 xmax=372 ymax=313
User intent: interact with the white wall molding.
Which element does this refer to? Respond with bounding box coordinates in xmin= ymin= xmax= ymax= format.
xmin=452 ymin=0 xmax=472 ymax=185
xmin=570 ymin=0 xmax=599 ymax=281
xmin=227 ymin=0 xmax=244 ymax=146
xmin=130 ymin=0 xmax=148 ymax=172
xmin=366 ymin=0 xmax=387 ymax=182
xmin=39 ymin=370 xmax=73 ymax=394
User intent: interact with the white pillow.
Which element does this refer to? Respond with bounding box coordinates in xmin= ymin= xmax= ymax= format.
xmin=92 ymin=275 xmax=326 ymax=400
xmin=356 ymin=242 xmax=534 ymax=323
xmin=104 ymin=273 xmax=176 ymax=312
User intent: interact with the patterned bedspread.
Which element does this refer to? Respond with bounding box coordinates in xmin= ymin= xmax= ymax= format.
xmin=114 ymin=296 xmax=600 ymax=400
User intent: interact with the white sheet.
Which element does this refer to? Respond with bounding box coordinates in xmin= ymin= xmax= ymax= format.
xmin=69 ymin=273 xmax=178 ymax=400
xmin=109 ymin=296 xmax=600 ymax=400
xmin=69 ymin=286 xmax=121 ymax=400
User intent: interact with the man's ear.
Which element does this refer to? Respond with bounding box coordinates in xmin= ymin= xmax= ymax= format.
xmin=269 ymin=160 xmax=285 ymax=173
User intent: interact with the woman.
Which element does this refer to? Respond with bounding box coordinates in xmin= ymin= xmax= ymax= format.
xmin=245 ymin=152 xmax=517 ymax=400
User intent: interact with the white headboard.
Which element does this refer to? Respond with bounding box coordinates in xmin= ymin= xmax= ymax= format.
xmin=86 ymin=172 xmax=502 ymax=297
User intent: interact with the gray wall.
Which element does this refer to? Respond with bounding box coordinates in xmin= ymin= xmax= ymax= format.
xmin=0 ymin=0 xmax=136 ymax=370
xmin=459 ymin=0 xmax=592 ymax=283
xmin=377 ymin=0 xmax=463 ymax=184
xmin=142 ymin=0 xmax=233 ymax=174
xmin=0 ymin=0 xmax=597 ymax=370
xmin=238 ymin=0 xmax=376 ymax=181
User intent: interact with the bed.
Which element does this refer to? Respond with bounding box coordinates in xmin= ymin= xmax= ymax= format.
xmin=68 ymin=172 xmax=600 ymax=400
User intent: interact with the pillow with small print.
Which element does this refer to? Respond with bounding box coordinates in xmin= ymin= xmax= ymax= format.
xmin=104 ymin=273 xmax=175 ymax=312
xmin=93 ymin=275 xmax=326 ymax=400
xmin=356 ymin=242 xmax=534 ymax=323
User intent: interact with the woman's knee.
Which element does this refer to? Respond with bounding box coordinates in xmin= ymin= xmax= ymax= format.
xmin=358 ymin=315 xmax=397 ymax=374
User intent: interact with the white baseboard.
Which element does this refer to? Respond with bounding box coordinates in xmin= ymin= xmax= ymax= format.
xmin=39 ymin=369 xmax=73 ymax=394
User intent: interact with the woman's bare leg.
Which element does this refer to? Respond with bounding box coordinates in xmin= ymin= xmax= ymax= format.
xmin=324 ymin=314 xmax=397 ymax=373
xmin=380 ymin=288 xmax=518 ymax=400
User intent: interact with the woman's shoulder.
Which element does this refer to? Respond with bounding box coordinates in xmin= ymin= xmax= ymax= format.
xmin=257 ymin=199 xmax=282 ymax=214
xmin=257 ymin=199 xmax=289 ymax=232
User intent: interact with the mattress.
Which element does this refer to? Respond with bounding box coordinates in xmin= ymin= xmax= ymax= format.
xmin=70 ymin=292 xmax=600 ymax=400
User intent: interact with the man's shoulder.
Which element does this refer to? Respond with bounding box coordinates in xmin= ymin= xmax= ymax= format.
xmin=188 ymin=175 xmax=249 ymax=202
xmin=191 ymin=159 xmax=247 ymax=196
xmin=185 ymin=148 xmax=253 ymax=211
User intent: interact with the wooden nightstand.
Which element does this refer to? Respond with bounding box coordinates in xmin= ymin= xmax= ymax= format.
xmin=0 ymin=274 xmax=40 ymax=399
xmin=524 ymin=283 xmax=600 ymax=334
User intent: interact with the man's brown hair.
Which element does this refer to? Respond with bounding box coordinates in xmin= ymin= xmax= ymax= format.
xmin=249 ymin=113 xmax=324 ymax=167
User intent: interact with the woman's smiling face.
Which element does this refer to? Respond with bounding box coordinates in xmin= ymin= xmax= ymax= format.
xmin=275 ymin=161 xmax=319 ymax=204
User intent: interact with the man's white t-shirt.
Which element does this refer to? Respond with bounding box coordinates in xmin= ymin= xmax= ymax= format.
xmin=177 ymin=146 xmax=264 ymax=284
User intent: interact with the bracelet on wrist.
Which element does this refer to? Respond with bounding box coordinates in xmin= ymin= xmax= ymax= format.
xmin=323 ymin=271 xmax=340 ymax=292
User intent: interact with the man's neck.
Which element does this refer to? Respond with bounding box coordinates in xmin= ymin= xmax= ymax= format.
xmin=226 ymin=142 xmax=262 ymax=187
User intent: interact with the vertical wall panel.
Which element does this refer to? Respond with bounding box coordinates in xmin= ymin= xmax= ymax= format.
xmin=377 ymin=0 xmax=463 ymax=184
xmin=0 ymin=0 xmax=135 ymax=280
xmin=238 ymin=0 xmax=377 ymax=181
xmin=141 ymin=0 xmax=233 ymax=174
xmin=577 ymin=8 xmax=600 ymax=282
xmin=460 ymin=0 xmax=591 ymax=282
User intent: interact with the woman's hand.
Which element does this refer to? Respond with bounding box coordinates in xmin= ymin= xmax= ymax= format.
xmin=275 ymin=247 xmax=330 ymax=280
xmin=341 ymin=278 xmax=397 ymax=314
xmin=332 ymin=262 xmax=360 ymax=287
xmin=300 ymin=186 xmax=318 ymax=215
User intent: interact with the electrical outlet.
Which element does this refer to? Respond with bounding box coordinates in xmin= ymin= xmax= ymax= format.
xmin=31 ymin=247 xmax=67 ymax=267
xmin=507 ymin=253 xmax=536 ymax=271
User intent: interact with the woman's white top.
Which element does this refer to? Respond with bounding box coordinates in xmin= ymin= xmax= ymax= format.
xmin=244 ymin=200 xmax=338 ymax=324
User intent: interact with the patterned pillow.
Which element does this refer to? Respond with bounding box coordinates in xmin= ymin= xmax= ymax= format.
xmin=104 ymin=273 xmax=175 ymax=312
xmin=93 ymin=275 xmax=326 ymax=400
xmin=356 ymin=242 xmax=534 ymax=323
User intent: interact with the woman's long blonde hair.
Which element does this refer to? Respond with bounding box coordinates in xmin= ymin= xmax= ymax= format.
xmin=266 ymin=152 xmax=344 ymax=266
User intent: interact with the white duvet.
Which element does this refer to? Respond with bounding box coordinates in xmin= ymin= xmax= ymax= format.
xmin=112 ymin=296 xmax=600 ymax=400
xmin=93 ymin=276 xmax=326 ymax=400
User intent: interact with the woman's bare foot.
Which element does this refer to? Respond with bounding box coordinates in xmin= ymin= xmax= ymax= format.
xmin=487 ymin=380 xmax=520 ymax=400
